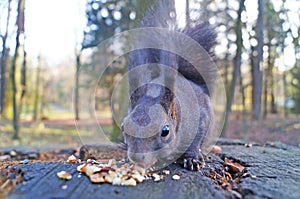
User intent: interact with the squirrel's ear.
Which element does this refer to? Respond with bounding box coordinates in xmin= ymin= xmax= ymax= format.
xmin=182 ymin=22 xmax=217 ymax=54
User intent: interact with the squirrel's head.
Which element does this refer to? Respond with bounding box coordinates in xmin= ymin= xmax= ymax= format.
xmin=122 ymin=84 xmax=178 ymax=169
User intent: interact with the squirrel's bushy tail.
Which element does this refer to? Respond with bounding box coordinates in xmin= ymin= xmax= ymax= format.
xmin=128 ymin=1 xmax=217 ymax=94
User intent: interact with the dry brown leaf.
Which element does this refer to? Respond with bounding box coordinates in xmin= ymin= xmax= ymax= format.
xmin=224 ymin=158 xmax=245 ymax=173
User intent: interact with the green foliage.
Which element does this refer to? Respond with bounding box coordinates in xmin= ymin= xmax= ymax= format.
xmin=82 ymin=0 xmax=136 ymax=49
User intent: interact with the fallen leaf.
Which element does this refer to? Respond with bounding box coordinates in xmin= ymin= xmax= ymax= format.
xmin=224 ymin=158 xmax=245 ymax=173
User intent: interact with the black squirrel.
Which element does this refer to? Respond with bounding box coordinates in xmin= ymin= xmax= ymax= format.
xmin=121 ymin=1 xmax=217 ymax=171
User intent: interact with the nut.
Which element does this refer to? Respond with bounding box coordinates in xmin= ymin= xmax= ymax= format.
xmin=57 ymin=171 xmax=72 ymax=180
xmin=131 ymin=173 xmax=145 ymax=183
xmin=67 ymin=155 xmax=77 ymax=164
xmin=162 ymin=170 xmax=170 ymax=175
xmin=172 ymin=174 xmax=180 ymax=180
xmin=152 ymin=173 xmax=161 ymax=182
xmin=89 ymin=173 xmax=104 ymax=183
xmin=77 ymin=163 xmax=86 ymax=173
xmin=75 ymin=159 xmax=150 ymax=186
xmin=121 ymin=178 xmax=137 ymax=186
xmin=112 ymin=177 xmax=122 ymax=185
xmin=107 ymin=159 xmax=116 ymax=167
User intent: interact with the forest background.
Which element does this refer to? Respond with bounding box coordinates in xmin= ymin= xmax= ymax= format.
xmin=0 ymin=0 xmax=299 ymax=150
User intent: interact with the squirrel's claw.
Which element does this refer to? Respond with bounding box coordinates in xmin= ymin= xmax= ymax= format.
xmin=183 ymin=158 xmax=205 ymax=171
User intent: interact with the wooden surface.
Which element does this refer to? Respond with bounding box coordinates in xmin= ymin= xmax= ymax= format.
xmin=6 ymin=140 xmax=300 ymax=199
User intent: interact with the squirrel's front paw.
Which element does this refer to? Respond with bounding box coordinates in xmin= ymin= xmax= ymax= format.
xmin=183 ymin=157 xmax=205 ymax=171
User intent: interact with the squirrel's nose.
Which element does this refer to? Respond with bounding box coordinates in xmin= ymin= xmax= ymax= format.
xmin=128 ymin=152 xmax=155 ymax=169
xmin=128 ymin=152 xmax=146 ymax=163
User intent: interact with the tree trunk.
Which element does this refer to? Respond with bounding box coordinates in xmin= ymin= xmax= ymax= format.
xmin=223 ymin=0 xmax=231 ymax=91
xmin=239 ymin=69 xmax=248 ymax=141
xmin=263 ymin=41 xmax=271 ymax=119
xmin=33 ymin=55 xmax=41 ymax=121
xmin=269 ymin=51 xmax=277 ymax=114
xmin=221 ymin=0 xmax=244 ymax=137
xmin=282 ymin=71 xmax=288 ymax=117
xmin=0 ymin=48 xmax=9 ymax=116
xmin=11 ymin=0 xmax=25 ymax=139
xmin=18 ymin=50 xmax=27 ymax=119
xmin=263 ymin=68 xmax=268 ymax=119
xmin=11 ymin=50 xmax=19 ymax=139
xmin=251 ymin=0 xmax=264 ymax=120
xmin=185 ymin=0 xmax=190 ymax=27
xmin=18 ymin=0 xmax=26 ymax=119
xmin=0 ymin=0 xmax=12 ymax=116
xmin=74 ymin=52 xmax=81 ymax=120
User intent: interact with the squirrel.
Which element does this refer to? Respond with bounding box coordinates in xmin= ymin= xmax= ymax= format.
xmin=121 ymin=1 xmax=217 ymax=171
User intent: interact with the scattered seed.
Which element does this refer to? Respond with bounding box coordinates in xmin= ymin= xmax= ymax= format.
xmin=57 ymin=171 xmax=72 ymax=180
xmin=121 ymin=178 xmax=137 ymax=186
xmin=162 ymin=170 xmax=170 ymax=175
xmin=61 ymin=185 xmax=68 ymax=190
xmin=67 ymin=155 xmax=77 ymax=164
xmin=172 ymin=174 xmax=180 ymax=180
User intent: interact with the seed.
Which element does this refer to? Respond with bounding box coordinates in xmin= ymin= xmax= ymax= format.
xmin=57 ymin=171 xmax=72 ymax=180
xmin=172 ymin=174 xmax=180 ymax=180
xmin=162 ymin=170 xmax=170 ymax=175
xmin=121 ymin=178 xmax=137 ymax=186
xmin=67 ymin=155 xmax=77 ymax=164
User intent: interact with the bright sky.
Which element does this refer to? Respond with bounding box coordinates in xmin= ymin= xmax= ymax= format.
xmin=22 ymin=0 xmax=298 ymax=67
xmin=24 ymin=0 xmax=185 ymax=66
xmin=25 ymin=0 xmax=86 ymax=65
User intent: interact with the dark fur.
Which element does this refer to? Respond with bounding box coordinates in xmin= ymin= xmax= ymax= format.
xmin=122 ymin=1 xmax=216 ymax=170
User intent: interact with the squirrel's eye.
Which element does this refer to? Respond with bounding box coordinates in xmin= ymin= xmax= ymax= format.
xmin=161 ymin=125 xmax=169 ymax=137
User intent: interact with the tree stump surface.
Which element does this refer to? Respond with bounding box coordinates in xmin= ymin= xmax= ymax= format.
xmin=6 ymin=140 xmax=300 ymax=199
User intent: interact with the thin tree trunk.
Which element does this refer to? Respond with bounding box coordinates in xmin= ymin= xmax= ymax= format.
xmin=239 ymin=69 xmax=248 ymax=141
xmin=18 ymin=0 xmax=26 ymax=118
xmin=252 ymin=0 xmax=264 ymax=120
xmin=11 ymin=0 xmax=25 ymax=139
xmin=269 ymin=60 xmax=276 ymax=113
xmin=18 ymin=50 xmax=26 ymax=119
xmin=221 ymin=0 xmax=244 ymax=137
xmin=262 ymin=42 xmax=271 ymax=119
xmin=11 ymin=50 xmax=20 ymax=139
xmin=283 ymin=71 xmax=288 ymax=117
xmin=185 ymin=0 xmax=190 ymax=28
xmin=0 ymin=0 xmax=12 ymax=116
xmin=224 ymin=0 xmax=231 ymax=90
xmin=75 ymin=52 xmax=80 ymax=120
xmin=0 ymin=49 xmax=9 ymax=116
xmin=33 ymin=55 xmax=41 ymax=121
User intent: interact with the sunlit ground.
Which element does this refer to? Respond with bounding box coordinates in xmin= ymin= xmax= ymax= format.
xmin=0 ymin=111 xmax=113 ymax=150
xmin=1 ymin=110 xmax=299 ymax=150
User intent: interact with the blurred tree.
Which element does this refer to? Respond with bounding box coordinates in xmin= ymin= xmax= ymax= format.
xmin=291 ymin=62 xmax=300 ymax=113
xmin=74 ymin=51 xmax=81 ymax=120
xmin=263 ymin=0 xmax=283 ymax=117
xmin=82 ymin=0 xmax=136 ymax=141
xmin=82 ymin=0 xmax=136 ymax=49
xmin=185 ymin=0 xmax=190 ymax=27
xmin=33 ymin=55 xmax=41 ymax=121
xmin=222 ymin=0 xmax=245 ymax=136
xmin=11 ymin=0 xmax=25 ymax=139
xmin=251 ymin=0 xmax=264 ymax=120
xmin=18 ymin=48 xmax=26 ymax=119
xmin=290 ymin=28 xmax=300 ymax=113
xmin=0 ymin=0 xmax=12 ymax=116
